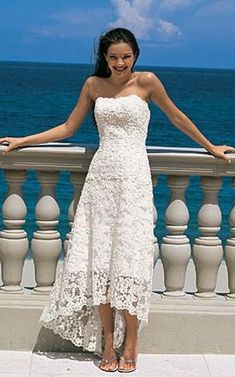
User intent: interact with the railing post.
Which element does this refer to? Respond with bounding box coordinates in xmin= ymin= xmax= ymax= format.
xmin=0 ymin=169 xmax=28 ymax=293
xmin=225 ymin=177 xmax=235 ymax=298
xmin=193 ymin=176 xmax=223 ymax=298
xmin=160 ymin=175 xmax=191 ymax=297
xmin=31 ymin=170 xmax=62 ymax=294
xmin=152 ymin=174 xmax=159 ymax=266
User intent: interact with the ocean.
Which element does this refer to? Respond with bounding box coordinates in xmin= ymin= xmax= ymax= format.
xmin=0 ymin=61 xmax=235 ymax=247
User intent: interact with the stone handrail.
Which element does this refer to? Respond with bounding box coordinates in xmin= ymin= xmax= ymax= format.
xmin=0 ymin=143 xmax=234 ymax=299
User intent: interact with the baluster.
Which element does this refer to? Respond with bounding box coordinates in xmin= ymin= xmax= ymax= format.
xmin=151 ymin=174 xmax=159 ymax=267
xmin=31 ymin=171 xmax=62 ymax=294
xmin=225 ymin=177 xmax=235 ymax=298
xmin=161 ymin=175 xmax=191 ymax=297
xmin=0 ymin=170 xmax=28 ymax=293
xmin=193 ymin=176 xmax=223 ymax=298
xmin=64 ymin=172 xmax=87 ymax=254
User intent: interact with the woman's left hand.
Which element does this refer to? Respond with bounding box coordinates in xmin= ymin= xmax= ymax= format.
xmin=208 ymin=144 xmax=235 ymax=163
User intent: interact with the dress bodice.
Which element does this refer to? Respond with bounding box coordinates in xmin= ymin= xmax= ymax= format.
xmin=86 ymin=94 xmax=151 ymax=182
xmin=94 ymin=94 xmax=150 ymax=149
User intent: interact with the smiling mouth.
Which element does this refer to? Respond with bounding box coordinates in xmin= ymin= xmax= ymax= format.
xmin=114 ymin=67 xmax=128 ymax=72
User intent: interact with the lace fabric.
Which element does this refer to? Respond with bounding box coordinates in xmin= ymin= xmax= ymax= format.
xmin=40 ymin=94 xmax=155 ymax=356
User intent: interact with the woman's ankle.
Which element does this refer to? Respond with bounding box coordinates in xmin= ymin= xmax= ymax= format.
xmin=104 ymin=331 xmax=114 ymax=343
xmin=102 ymin=332 xmax=115 ymax=352
xmin=123 ymin=334 xmax=138 ymax=355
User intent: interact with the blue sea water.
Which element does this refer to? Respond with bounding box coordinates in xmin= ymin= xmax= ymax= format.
xmin=0 ymin=61 xmax=235 ymax=246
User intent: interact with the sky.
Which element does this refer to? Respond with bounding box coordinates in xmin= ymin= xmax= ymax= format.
xmin=1 ymin=0 xmax=235 ymax=68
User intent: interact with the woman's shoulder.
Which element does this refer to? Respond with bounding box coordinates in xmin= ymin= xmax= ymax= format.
xmin=135 ymin=71 xmax=163 ymax=94
xmin=83 ymin=76 xmax=103 ymax=100
xmin=86 ymin=75 xmax=104 ymax=85
xmin=135 ymin=71 xmax=159 ymax=84
xmin=84 ymin=75 xmax=100 ymax=87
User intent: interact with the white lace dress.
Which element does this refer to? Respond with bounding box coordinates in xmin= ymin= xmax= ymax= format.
xmin=39 ymin=94 xmax=155 ymax=356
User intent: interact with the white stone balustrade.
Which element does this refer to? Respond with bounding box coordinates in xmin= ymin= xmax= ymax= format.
xmin=225 ymin=176 xmax=235 ymax=298
xmin=161 ymin=175 xmax=191 ymax=297
xmin=31 ymin=170 xmax=62 ymax=294
xmin=193 ymin=176 xmax=223 ymax=298
xmin=151 ymin=174 xmax=159 ymax=266
xmin=0 ymin=169 xmax=28 ymax=292
xmin=0 ymin=143 xmax=234 ymax=299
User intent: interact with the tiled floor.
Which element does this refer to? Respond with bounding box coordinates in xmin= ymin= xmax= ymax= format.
xmin=0 ymin=351 xmax=235 ymax=377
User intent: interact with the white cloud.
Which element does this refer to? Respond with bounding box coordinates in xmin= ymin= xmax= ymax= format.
xmin=158 ymin=19 xmax=182 ymax=39
xmin=109 ymin=0 xmax=182 ymax=42
xmin=108 ymin=0 xmax=153 ymax=39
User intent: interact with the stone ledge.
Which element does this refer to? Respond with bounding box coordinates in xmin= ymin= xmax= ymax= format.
xmin=1 ymin=292 xmax=235 ymax=353
xmin=0 ymin=143 xmax=234 ymax=175
xmin=1 ymin=290 xmax=235 ymax=311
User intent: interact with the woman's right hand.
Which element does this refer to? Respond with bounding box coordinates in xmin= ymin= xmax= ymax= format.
xmin=0 ymin=137 xmax=25 ymax=155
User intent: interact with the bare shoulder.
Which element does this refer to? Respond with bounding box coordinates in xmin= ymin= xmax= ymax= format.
xmin=136 ymin=71 xmax=162 ymax=87
xmin=135 ymin=71 xmax=168 ymax=102
xmin=84 ymin=76 xmax=104 ymax=100
xmin=75 ymin=76 xmax=100 ymax=105
xmin=83 ymin=76 xmax=96 ymax=91
xmin=85 ymin=75 xmax=101 ymax=85
xmin=81 ymin=76 xmax=96 ymax=101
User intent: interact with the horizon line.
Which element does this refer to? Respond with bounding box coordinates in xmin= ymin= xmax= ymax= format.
xmin=0 ymin=59 xmax=235 ymax=71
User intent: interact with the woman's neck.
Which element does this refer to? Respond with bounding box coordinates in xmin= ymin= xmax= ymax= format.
xmin=108 ymin=72 xmax=134 ymax=87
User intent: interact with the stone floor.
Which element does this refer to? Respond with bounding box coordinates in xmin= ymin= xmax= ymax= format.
xmin=0 ymin=351 xmax=234 ymax=377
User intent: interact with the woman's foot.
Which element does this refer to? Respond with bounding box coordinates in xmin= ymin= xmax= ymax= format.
xmin=99 ymin=346 xmax=118 ymax=372
xmin=118 ymin=336 xmax=138 ymax=372
xmin=118 ymin=354 xmax=137 ymax=373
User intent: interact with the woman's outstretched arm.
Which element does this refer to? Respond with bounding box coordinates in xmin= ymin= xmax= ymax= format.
xmin=0 ymin=78 xmax=93 ymax=155
xmin=141 ymin=72 xmax=235 ymax=162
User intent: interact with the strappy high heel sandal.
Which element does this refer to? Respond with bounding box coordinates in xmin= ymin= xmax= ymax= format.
xmin=118 ymin=355 xmax=137 ymax=373
xmin=98 ymin=355 xmax=119 ymax=372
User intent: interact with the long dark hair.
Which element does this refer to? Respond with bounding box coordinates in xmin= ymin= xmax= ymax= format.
xmin=90 ymin=28 xmax=140 ymax=125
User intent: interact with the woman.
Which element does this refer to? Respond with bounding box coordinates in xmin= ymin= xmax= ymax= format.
xmin=0 ymin=28 xmax=234 ymax=373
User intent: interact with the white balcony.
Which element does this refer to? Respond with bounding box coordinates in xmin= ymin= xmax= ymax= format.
xmin=0 ymin=143 xmax=235 ymax=353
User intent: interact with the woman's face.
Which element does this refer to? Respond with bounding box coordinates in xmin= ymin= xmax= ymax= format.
xmin=105 ymin=42 xmax=136 ymax=77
